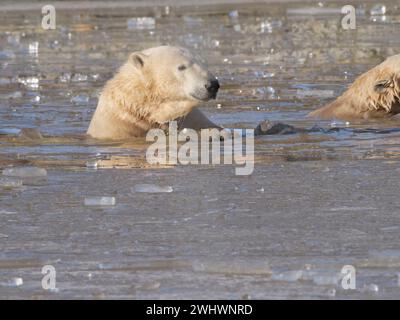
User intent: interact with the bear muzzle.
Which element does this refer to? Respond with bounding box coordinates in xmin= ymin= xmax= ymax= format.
xmin=205 ymin=79 xmax=220 ymax=99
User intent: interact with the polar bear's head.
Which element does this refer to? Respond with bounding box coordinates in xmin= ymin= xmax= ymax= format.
xmin=308 ymin=54 xmax=400 ymax=120
xmin=128 ymin=46 xmax=219 ymax=103
xmin=337 ymin=54 xmax=400 ymax=116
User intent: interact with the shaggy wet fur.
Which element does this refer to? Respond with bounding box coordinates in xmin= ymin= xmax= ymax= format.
xmin=87 ymin=46 xmax=217 ymax=140
xmin=308 ymin=54 xmax=400 ymax=120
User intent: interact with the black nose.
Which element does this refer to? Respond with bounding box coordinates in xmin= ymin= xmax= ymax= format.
xmin=205 ymin=79 xmax=220 ymax=92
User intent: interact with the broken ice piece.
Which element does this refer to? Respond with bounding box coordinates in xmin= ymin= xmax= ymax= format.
xmin=271 ymin=270 xmax=303 ymax=282
xmin=71 ymin=93 xmax=89 ymax=104
xmin=127 ymin=17 xmax=155 ymax=30
xmin=84 ymin=196 xmax=116 ymax=206
xmin=312 ymin=273 xmax=340 ymax=286
xmin=0 ymin=177 xmax=23 ymax=188
xmin=0 ymin=128 xmax=21 ymax=135
xmin=192 ymin=260 xmax=271 ymax=275
xmin=228 ymin=10 xmax=239 ymax=19
xmin=133 ymin=184 xmax=173 ymax=193
xmin=86 ymin=160 xmax=98 ymax=169
xmin=3 ymin=277 xmax=23 ymax=287
xmin=3 ymin=167 xmax=47 ymax=178
xmin=361 ymin=283 xmax=379 ymax=293
xmin=370 ymin=4 xmax=386 ymax=15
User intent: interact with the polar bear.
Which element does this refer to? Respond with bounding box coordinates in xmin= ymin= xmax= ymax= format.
xmin=87 ymin=46 xmax=220 ymax=140
xmin=308 ymin=54 xmax=400 ymax=120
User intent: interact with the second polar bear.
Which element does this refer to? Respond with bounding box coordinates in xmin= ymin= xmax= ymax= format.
xmin=308 ymin=54 xmax=400 ymax=120
xmin=87 ymin=46 xmax=220 ymax=140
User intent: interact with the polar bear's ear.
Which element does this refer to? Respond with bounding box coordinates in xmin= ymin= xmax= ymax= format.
xmin=374 ymin=78 xmax=393 ymax=93
xmin=129 ymin=52 xmax=147 ymax=69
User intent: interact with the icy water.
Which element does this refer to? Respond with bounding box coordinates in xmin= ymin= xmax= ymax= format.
xmin=2 ymin=1 xmax=400 ymax=299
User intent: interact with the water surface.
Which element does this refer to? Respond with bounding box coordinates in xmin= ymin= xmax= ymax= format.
xmin=1 ymin=1 xmax=400 ymax=299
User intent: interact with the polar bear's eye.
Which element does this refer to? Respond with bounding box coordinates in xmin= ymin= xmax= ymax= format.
xmin=178 ymin=65 xmax=187 ymax=71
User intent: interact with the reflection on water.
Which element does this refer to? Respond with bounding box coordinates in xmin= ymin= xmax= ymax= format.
xmin=2 ymin=1 xmax=400 ymax=299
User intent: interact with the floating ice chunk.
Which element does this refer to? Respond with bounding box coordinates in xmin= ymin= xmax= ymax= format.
xmin=127 ymin=17 xmax=155 ymax=30
xmin=86 ymin=160 xmax=98 ymax=170
xmin=211 ymin=40 xmax=220 ymax=47
xmin=361 ymin=283 xmax=379 ymax=293
xmin=84 ymin=196 xmax=116 ymax=206
xmin=266 ymin=86 xmax=275 ymax=94
xmin=138 ymin=281 xmax=161 ymax=290
xmin=49 ymin=40 xmax=60 ymax=49
xmin=30 ymin=95 xmax=40 ymax=103
xmin=90 ymin=73 xmax=100 ymax=81
xmin=287 ymin=7 xmax=341 ymax=15
xmin=192 ymin=260 xmax=271 ymax=275
xmin=260 ymin=20 xmax=283 ymax=33
xmin=271 ymin=270 xmax=303 ymax=282
xmin=370 ymin=4 xmax=386 ymax=15
xmin=2 ymin=277 xmax=23 ymax=287
xmin=0 ymin=177 xmax=23 ymax=188
xmin=183 ymin=16 xmax=203 ymax=25
xmin=325 ymin=288 xmax=336 ymax=297
xmin=133 ymin=184 xmax=173 ymax=193
xmin=256 ymin=86 xmax=276 ymax=98
xmin=371 ymin=15 xmax=387 ymax=22
xmin=29 ymin=42 xmax=39 ymax=55
xmin=71 ymin=73 xmax=88 ymax=82
xmin=71 ymin=93 xmax=89 ymax=104
xmin=228 ymin=10 xmax=239 ymax=19
xmin=330 ymin=120 xmax=349 ymax=128
xmin=16 ymin=76 xmax=39 ymax=89
xmin=3 ymin=167 xmax=47 ymax=178
xmin=254 ymin=71 xmax=275 ymax=78
xmin=0 ymin=128 xmax=21 ymax=135
xmin=312 ymin=273 xmax=340 ymax=286
xmin=296 ymin=89 xmax=334 ymax=98
xmin=58 ymin=72 xmax=71 ymax=83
